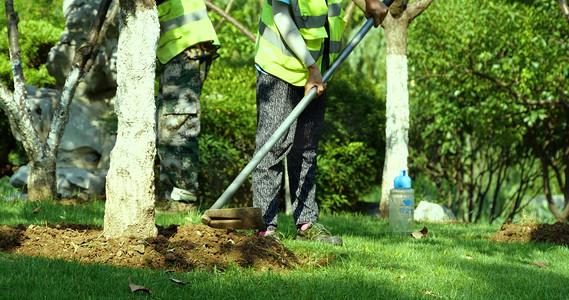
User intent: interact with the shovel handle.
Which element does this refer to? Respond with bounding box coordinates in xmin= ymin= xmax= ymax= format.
xmin=209 ymin=1 xmax=393 ymax=210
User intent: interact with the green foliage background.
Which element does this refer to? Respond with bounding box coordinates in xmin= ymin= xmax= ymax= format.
xmin=0 ymin=0 xmax=64 ymax=89
xmin=405 ymin=0 xmax=568 ymax=222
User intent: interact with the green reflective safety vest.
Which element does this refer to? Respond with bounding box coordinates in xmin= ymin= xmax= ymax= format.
xmin=254 ymin=0 xmax=345 ymax=86
xmin=157 ymin=0 xmax=220 ymax=64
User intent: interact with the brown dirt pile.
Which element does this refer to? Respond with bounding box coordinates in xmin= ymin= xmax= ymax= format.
xmin=491 ymin=221 xmax=569 ymax=246
xmin=3 ymin=219 xmax=566 ymax=273
xmin=0 ymin=222 xmax=309 ymax=272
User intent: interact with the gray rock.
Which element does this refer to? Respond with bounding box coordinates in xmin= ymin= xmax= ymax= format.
xmin=47 ymin=0 xmax=118 ymax=92
xmin=414 ymin=201 xmax=456 ymax=221
xmin=10 ymin=165 xmax=107 ymax=198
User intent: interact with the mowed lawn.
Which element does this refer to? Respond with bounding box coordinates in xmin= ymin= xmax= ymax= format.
xmin=0 ymin=198 xmax=568 ymax=300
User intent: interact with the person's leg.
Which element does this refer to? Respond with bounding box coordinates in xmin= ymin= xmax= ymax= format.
xmin=252 ymin=71 xmax=300 ymax=231
xmin=156 ymin=54 xmax=203 ymax=205
xmin=287 ymin=91 xmax=343 ymax=246
xmin=287 ymin=91 xmax=326 ymax=226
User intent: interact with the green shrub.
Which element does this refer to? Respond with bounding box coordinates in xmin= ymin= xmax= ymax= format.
xmin=198 ymin=133 xmax=249 ymax=206
xmin=0 ymin=176 xmax=15 ymax=197
xmin=0 ymin=19 xmax=62 ymax=89
xmin=318 ymin=67 xmax=386 ymax=211
xmin=199 ymin=61 xmax=257 ymax=206
xmin=317 ymin=142 xmax=377 ymax=212
xmin=0 ymin=115 xmax=24 ymax=178
xmin=201 ymin=61 xmax=257 ymax=152
xmin=1 ymin=0 xmax=64 ymax=27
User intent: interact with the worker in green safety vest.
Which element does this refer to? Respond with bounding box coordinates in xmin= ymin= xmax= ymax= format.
xmin=155 ymin=0 xmax=220 ymax=211
xmin=252 ymin=0 xmax=389 ymax=244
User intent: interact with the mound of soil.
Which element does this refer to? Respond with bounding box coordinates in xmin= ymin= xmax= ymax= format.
xmin=491 ymin=221 xmax=569 ymax=247
xmin=4 ymin=219 xmax=565 ymax=273
xmin=0 ymin=222 xmax=316 ymax=272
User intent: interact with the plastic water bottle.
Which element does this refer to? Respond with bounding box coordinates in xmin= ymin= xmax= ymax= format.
xmin=389 ymin=170 xmax=414 ymax=233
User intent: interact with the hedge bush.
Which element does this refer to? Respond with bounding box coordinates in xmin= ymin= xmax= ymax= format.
xmin=0 ymin=19 xmax=62 ymax=89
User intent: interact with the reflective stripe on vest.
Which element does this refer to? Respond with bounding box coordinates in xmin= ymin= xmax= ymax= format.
xmin=157 ymin=0 xmax=220 ymax=64
xmin=160 ymin=8 xmax=208 ymax=35
xmin=255 ymin=0 xmax=345 ymax=86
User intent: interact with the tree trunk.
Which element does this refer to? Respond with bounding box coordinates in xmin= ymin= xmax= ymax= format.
xmin=380 ymin=16 xmax=409 ymax=218
xmin=27 ymin=157 xmax=57 ymax=201
xmin=379 ymin=0 xmax=433 ymax=218
xmin=104 ymin=0 xmax=159 ymax=239
xmin=2 ymin=0 xmax=54 ymax=201
xmin=1 ymin=0 xmax=114 ymax=201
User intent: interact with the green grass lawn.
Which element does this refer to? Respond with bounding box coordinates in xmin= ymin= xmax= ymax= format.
xmin=1 ymin=199 xmax=568 ymax=299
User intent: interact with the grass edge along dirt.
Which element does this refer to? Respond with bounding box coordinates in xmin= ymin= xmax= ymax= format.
xmin=1 ymin=200 xmax=568 ymax=299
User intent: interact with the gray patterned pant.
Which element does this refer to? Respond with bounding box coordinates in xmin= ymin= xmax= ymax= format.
xmin=252 ymin=70 xmax=326 ymax=231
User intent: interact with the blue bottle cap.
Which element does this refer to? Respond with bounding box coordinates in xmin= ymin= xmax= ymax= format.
xmin=394 ymin=170 xmax=412 ymax=188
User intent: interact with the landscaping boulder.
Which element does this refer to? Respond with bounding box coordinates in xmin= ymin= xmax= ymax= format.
xmin=414 ymin=201 xmax=456 ymax=221
xmin=9 ymin=165 xmax=107 ymax=199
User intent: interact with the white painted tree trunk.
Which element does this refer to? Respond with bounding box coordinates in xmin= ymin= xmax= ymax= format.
xmin=104 ymin=1 xmax=159 ymax=239
xmin=379 ymin=0 xmax=433 ymax=217
xmin=380 ymin=53 xmax=409 ymax=217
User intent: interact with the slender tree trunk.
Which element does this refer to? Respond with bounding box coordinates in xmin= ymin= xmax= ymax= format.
xmin=541 ymin=159 xmax=569 ymax=222
xmin=284 ymin=158 xmax=292 ymax=215
xmin=2 ymin=0 xmax=53 ymax=200
xmin=379 ymin=0 xmax=433 ymax=218
xmin=104 ymin=0 xmax=159 ymax=239
xmin=1 ymin=0 xmax=114 ymax=201
xmin=205 ymin=1 xmax=256 ymax=43
xmin=380 ymin=15 xmax=409 ymax=218
xmin=214 ymin=0 xmax=234 ymax=31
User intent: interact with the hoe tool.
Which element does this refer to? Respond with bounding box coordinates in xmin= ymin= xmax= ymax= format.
xmin=201 ymin=0 xmax=394 ymax=230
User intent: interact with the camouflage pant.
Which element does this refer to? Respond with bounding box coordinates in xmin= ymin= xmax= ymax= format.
xmin=157 ymin=52 xmax=212 ymax=202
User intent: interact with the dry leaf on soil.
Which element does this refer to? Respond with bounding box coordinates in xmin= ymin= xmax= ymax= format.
xmin=128 ymin=276 xmax=151 ymax=294
xmin=410 ymin=227 xmax=429 ymax=239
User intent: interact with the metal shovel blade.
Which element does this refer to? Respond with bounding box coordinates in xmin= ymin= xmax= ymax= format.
xmin=201 ymin=207 xmax=267 ymax=230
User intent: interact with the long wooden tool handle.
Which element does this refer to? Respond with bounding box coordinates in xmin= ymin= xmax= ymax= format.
xmin=209 ymin=0 xmax=394 ymax=210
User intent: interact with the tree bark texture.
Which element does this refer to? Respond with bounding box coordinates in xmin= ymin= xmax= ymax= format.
xmin=379 ymin=0 xmax=433 ymax=217
xmin=3 ymin=0 xmax=54 ymax=200
xmin=104 ymin=0 xmax=159 ymax=239
xmin=27 ymin=158 xmax=57 ymax=201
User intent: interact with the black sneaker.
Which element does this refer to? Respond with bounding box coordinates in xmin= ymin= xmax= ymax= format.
xmin=296 ymin=223 xmax=343 ymax=246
